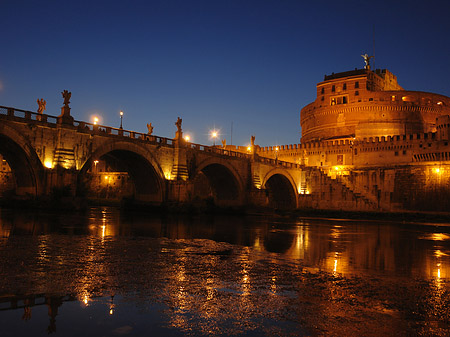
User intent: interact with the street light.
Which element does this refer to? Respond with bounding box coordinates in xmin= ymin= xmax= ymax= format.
xmin=119 ymin=111 xmax=124 ymax=129
xmin=93 ymin=117 xmax=99 ymax=125
xmin=184 ymin=134 xmax=190 ymax=142
xmin=211 ymin=130 xmax=218 ymax=146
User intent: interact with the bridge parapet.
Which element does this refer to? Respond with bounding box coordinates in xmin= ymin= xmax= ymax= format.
xmin=0 ymin=106 xmax=58 ymax=124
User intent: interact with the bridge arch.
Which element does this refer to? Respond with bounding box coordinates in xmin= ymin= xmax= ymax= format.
xmin=261 ymin=169 xmax=298 ymax=209
xmin=0 ymin=124 xmax=44 ymax=196
xmin=79 ymin=141 xmax=166 ymax=203
xmin=193 ymin=158 xmax=245 ymax=206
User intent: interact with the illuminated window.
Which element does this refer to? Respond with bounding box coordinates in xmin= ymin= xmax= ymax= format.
xmin=331 ymin=95 xmax=349 ymax=105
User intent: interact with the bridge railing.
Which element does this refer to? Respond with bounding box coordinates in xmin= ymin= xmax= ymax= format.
xmin=187 ymin=143 xmax=252 ymax=159
xmin=255 ymin=155 xmax=302 ymax=168
xmin=0 ymin=106 xmax=58 ymax=124
xmin=74 ymin=120 xmax=174 ymax=146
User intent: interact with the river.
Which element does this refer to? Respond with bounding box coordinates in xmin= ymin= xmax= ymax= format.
xmin=0 ymin=207 xmax=449 ymax=336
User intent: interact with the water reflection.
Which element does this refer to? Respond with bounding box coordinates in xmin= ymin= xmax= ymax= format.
xmin=1 ymin=207 xmax=450 ymax=335
xmin=2 ymin=207 xmax=450 ymax=279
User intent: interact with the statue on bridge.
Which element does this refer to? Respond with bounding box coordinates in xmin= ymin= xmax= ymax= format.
xmin=175 ymin=117 xmax=182 ymax=140
xmin=221 ymin=139 xmax=226 ymax=148
xmin=61 ymin=90 xmax=71 ymax=107
xmin=175 ymin=117 xmax=182 ymax=133
xmin=251 ymin=135 xmax=255 ymax=147
xmin=58 ymin=90 xmax=74 ymax=125
xmin=146 ymin=123 xmax=154 ymax=135
xmin=37 ymin=98 xmax=46 ymax=114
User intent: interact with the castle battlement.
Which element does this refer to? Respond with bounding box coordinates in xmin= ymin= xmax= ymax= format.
xmin=257 ymin=116 xmax=450 ymax=167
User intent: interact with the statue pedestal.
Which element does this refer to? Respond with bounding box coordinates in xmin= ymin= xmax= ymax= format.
xmin=171 ymin=137 xmax=188 ymax=181
xmin=58 ymin=106 xmax=74 ymax=125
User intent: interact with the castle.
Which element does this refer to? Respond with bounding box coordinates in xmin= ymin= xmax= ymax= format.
xmin=251 ymin=62 xmax=450 ymax=212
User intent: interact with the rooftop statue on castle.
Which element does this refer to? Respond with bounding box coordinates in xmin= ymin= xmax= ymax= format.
xmin=62 ymin=90 xmax=71 ymax=107
xmin=361 ymin=54 xmax=374 ymax=70
xmin=37 ymin=98 xmax=46 ymax=114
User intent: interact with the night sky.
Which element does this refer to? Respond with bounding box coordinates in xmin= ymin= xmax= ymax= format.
xmin=1 ymin=0 xmax=450 ymax=147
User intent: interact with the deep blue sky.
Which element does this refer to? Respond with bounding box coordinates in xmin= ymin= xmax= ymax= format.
xmin=1 ymin=0 xmax=450 ymax=146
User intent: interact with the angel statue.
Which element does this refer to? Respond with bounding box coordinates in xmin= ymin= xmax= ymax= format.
xmin=251 ymin=135 xmax=255 ymax=146
xmin=221 ymin=139 xmax=226 ymax=148
xmin=61 ymin=90 xmax=71 ymax=106
xmin=175 ymin=117 xmax=182 ymax=133
xmin=361 ymin=54 xmax=374 ymax=70
xmin=37 ymin=98 xmax=46 ymax=114
xmin=146 ymin=123 xmax=154 ymax=135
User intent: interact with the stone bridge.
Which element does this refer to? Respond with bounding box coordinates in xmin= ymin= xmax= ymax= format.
xmin=0 ymin=105 xmax=307 ymax=209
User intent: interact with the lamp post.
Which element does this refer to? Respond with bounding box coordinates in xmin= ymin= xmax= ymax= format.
xmin=211 ymin=130 xmax=218 ymax=146
xmin=119 ymin=111 xmax=124 ymax=129
xmin=93 ymin=117 xmax=99 ymax=125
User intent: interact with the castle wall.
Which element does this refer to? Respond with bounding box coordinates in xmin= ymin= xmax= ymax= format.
xmin=301 ymin=92 xmax=450 ymax=142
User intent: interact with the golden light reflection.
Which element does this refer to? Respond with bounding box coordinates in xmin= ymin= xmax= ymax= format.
xmin=109 ymin=296 xmax=115 ymax=315
xmin=206 ymin=277 xmax=215 ymax=301
xmin=253 ymin=229 xmax=264 ymax=251
xmin=435 ymin=249 xmax=448 ymax=258
xmin=432 ymin=234 xmax=450 ymax=242
xmin=271 ymin=275 xmax=277 ymax=294
xmin=284 ymin=225 xmax=309 ymax=260
xmin=240 ymin=250 xmax=251 ymax=298
xmin=82 ymin=294 xmax=89 ymax=306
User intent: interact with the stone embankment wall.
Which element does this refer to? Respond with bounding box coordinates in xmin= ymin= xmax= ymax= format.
xmin=319 ymin=164 xmax=450 ymax=212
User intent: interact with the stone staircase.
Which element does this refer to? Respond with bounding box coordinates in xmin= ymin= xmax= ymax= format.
xmin=319 ymin=167 xmax=390 ymax=211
